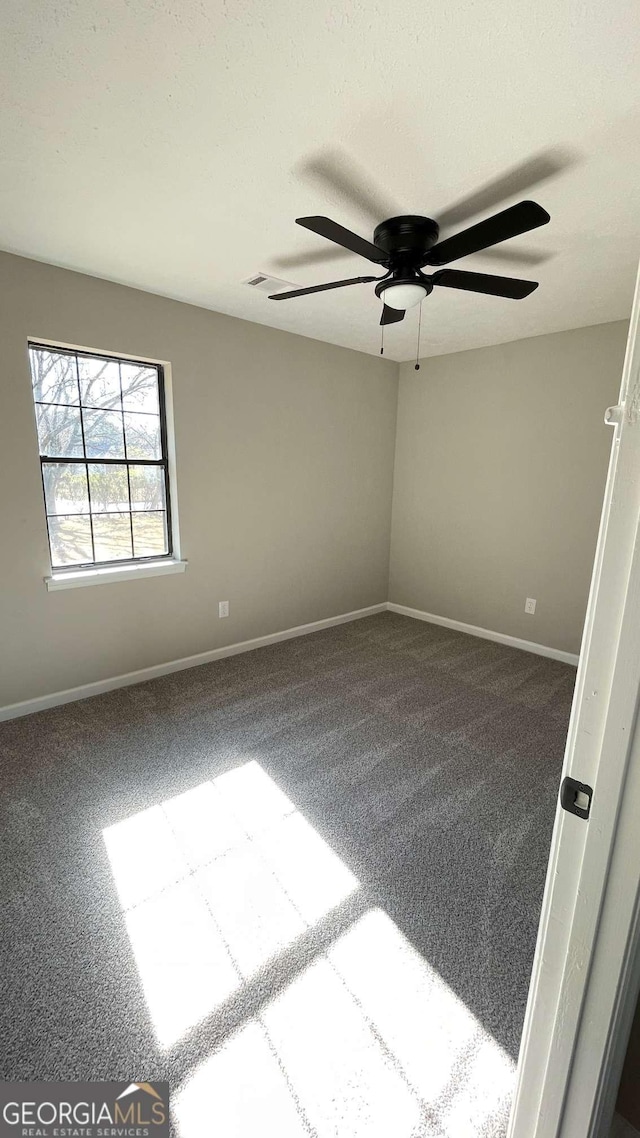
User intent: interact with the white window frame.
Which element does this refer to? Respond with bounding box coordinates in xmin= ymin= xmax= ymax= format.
xmin=28 ymin=337 xmax=186 ymax=589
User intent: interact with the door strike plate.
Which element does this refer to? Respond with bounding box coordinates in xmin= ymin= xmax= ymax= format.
xmin=561 ymin=776 xmax=593 ymax=820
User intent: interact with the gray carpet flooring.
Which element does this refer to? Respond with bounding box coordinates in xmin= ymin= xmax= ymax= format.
xmin=0 ymin=612 xmax=574 ymax=1137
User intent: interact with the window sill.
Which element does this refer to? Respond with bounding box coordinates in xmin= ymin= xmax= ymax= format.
xmin=45 ymin=559 xmax=187 ymax=591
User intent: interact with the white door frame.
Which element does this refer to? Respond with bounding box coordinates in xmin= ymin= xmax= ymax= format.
xmin=509 ymin=265 xmax=640 ymax=1138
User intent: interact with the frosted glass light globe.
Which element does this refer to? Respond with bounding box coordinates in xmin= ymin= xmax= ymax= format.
xmin=380 ymin=282 xmax=428 ymax=310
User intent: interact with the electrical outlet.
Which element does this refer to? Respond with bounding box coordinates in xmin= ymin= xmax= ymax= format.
xmin=219 ymin=600 xmax=229 ymax=618
xmin=525 ymin=597 xmax=537 ymax=615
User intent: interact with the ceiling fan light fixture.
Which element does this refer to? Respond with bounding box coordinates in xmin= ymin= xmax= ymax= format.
xmin=379 ymin=281 xmax=429 ymax=310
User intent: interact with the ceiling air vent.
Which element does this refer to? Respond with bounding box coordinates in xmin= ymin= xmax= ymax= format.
xmin=243 ymin=272 xmax=295 ymax=294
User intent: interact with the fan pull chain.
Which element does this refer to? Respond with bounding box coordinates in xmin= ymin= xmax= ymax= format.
xmin=380 ymin=321 xmax=385 ymax=356
xmin=415 ymin=303 xmax=422 ymax=370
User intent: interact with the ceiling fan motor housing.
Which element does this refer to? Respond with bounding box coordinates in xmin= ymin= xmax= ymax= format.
xmin=373 ymin=216 xmax=440 ymax=304
xmin=373 ymin=215 xmax=440 ymax=266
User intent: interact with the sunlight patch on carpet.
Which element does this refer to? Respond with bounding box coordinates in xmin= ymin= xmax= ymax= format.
xmin=103 ymin=761 xmax=358 ymax=1047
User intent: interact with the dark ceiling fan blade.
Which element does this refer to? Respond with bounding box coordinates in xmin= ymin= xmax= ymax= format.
xmin=435 ymin=147 xmax=577 ymax=230
xmin=296 ymin=216 xmax=388 ymax=264
xmin=380 ymin=304 xmax=405 ymax=325
xmin=269 ymin=275 xmax=377 ymax=300
xmin=297 ymin=147 xmax=398 ymax=225
xmin=427 ymin=201 xmax=550 ymax=267
xmin=432 ymin=269 xmax=538 ymax=299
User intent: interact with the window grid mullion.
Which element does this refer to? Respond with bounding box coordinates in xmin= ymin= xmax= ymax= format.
xmin=119 ymin=360 xmax=135 ymax=558
xmin=45 ymin=509 xmax=165 ymax=519
xmin=35 ymin=400 xmax=158 ymax=417
xmin=40 ymin=456 xmax=165 ymax=467
xmin=75 ymin=351 xmax=96 ymax=564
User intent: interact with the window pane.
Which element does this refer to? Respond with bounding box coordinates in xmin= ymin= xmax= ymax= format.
xmin=132 ymin=512 xmax=168 ymax=558
xmin=78 ymin=355 xmax=121 ymax=409
xmin=124 ymin=412 xmax=161 ymax=459
xmin=30 ymin=347 xmax=79 ymax=406
xmin=88 ymin=464 xmax=130 ymax=512
xmin=129 ymin=465 xmax=165 ymax=511
xmin=36 ymin=404 xmax=84 ymax=457
xmin=93 ymin=513 xmax=133 ymax=561
xmin=121 ymin=364 xmax=160 ymax=414
xmin=43 ymin=463 xmax=89 ymax=516
xmin=83 ymin=409 xmax=125 ymax=459
xmin=48 ymin=515 xmax=93 ymax=566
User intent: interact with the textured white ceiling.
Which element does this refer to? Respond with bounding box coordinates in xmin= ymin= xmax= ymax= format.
xmin=2 ymin=0 xmax=639 ymax=360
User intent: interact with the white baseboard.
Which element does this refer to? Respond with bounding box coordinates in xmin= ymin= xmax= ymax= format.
xmin=0 ymin=603 xmax=386 ymax=722
xmin=386 ymin=602 xmax=580 ymax=666
xmin=0 ymin=599 xmax=578 ymax=722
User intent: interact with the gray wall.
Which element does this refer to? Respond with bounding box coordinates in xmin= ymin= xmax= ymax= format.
xmin=0 ymin=252 xmax=398 ymax=707
xmin=389 ymin=322 xmax=628 ymax=655
xmin=0 ymin=248 xmax=628 ymax=708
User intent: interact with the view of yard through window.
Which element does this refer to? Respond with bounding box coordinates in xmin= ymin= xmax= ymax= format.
xmin=29 ymin=344 xmax=171 ymax=568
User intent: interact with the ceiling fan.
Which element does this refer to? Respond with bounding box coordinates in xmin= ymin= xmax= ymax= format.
xmin=269 ymin=200 xmax=550 ymax=326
